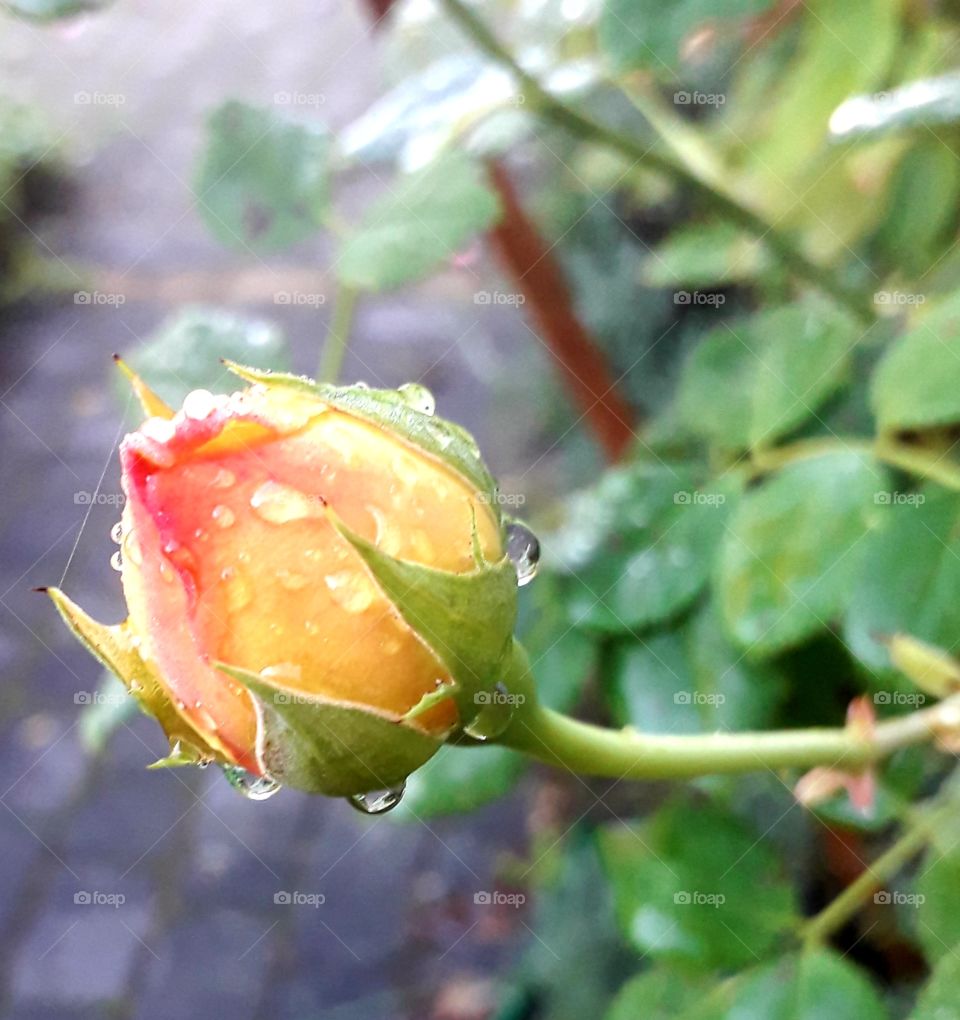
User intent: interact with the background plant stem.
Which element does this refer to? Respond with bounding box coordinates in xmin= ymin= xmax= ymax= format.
xmin=437 ymin=0 xmax=875 ymax=325
xmin=319 ymin=284 xmax=359 ymax=383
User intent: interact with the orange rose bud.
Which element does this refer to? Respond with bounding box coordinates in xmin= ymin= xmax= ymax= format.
xmin=50 ymin=365 xmax=528 ymax=804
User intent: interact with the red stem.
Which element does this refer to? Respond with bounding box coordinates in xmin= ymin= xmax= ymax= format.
xmin=486 ymin=161 xmax=636 ymax=461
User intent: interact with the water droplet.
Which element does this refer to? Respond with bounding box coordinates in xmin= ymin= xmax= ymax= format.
xmin=211 ymin=504 xmax=235 ymax=529
xmin=398 ymin=383 xmax=435 ymax=416
xmin=212 ymin=468 xmax=236 ymax=489
xmin=221 ymin=765 xmax=281 ymax=801
xmin=353 ymin=380 xmax=370 ymax=390
xmin=506 ymin=522 xmax=540 ymax=587
xmin=260 ymin=662 xmax=302 ymax=682
xmin=141 ymin=416 xmax=177 ymax=444
xmin=123 ymin=531 xmax=143 ymax=566
xmin=110 ymin=521 xmax=124 ymax=544
xmin=182 ymin=388 xmax=219 ymax=420
xmin=221 ymin=567 xmax=252 ymax=612
xmin=367 ymin=505 xmax=402 ymax=556
xmin=158 ymin=559 xmax=176 ymax=584
xmin=304 ymin=620 xmax=320 ymax=636
xmin=349 ymin=782 xmax=405 ymax=815
xmin=109 ymin=549 xmax=123 ymax=572
xmin=251 ymin=480 xmax=325 ymax=524
xmin=277 ymin=569 xmax=308 ymax=591
xmin=325 ymin=571 xmax=375 ymax=613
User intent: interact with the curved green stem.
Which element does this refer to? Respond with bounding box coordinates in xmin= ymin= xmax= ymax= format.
xmin=497 ymin=645 xmax=959 ymax=780
xmin=746 ymin=435 xmax=960 ymax=491
xmin=437 ymin=0 xmax=875 ymax=325
xmin=319 ymin=284 xmax=360 ymax=384
xmin=799 ymin=797 xmax=952 ymax=945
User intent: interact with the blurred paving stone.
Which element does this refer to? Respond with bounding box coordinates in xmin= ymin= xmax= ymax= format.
xmin=134 ymin=911 xmax=268 ymax=1020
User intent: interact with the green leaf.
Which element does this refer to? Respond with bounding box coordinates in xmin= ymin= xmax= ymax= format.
xmin=219 ymin=663 xmax=440 ymax=797
xmin=727 ymin=949 xmax=889 ymax=1019
xmin=641 ymin=222 xmax=768 ymax=288
xmin=332 ymin=517 xmax=518 ymax=727
xmin=871 ymin=294 xmax=960 ymax=433
xmin=123 ymin=308 xmax=289 ymax=408
xmin=557 ymin=462 xmax=738 ymax=634
xmin=845 ymin=487 xmax=960 ymax=678
xmin=393 ymin=743 xmax=524 ymax=819
xmin=599 ymin=0 xmax=775 ymax=75
xmin=676 ymin=303 xmax=858 ymax=450
xmin=605 ymin=969 xmax=719 ymax=1020
xmin=3 ymin=0 xmax=105 ymax=18
xmin=911 ymin=947 xmax=960 ymax=1018
xmin=196 ymin=100 xmax=330 ymax=252
xmin=598 ymin=798 xmax=796 ymax=969
xmin=719 ymin=452 xmax=884 ymax=654
xmin=47 ymin=588 xmax=222 ymax=764
xmin=917 ymin=844 xmax=960 ymax=965
xmin=337 ymin=151 xmax=500 ymax=291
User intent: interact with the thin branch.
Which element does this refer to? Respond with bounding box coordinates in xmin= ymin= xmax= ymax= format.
xmin=437 ymin=0 xmax=876 ymax=325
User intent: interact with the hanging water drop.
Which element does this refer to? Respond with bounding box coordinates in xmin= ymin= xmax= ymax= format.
xmin=110 ymin=521 xmax=124 ymax=544
xmin=109 ymin=549 xmax=123 ymax=572
xmin=398 ymin=383 xmax=435 ymax=416
xmin=506 ymin=522 xmax=540 ymax=587
xmin=349 ymin=782 xmax=405 ymax=815
xmin=221 ymin=764 xmax=282 ymax=801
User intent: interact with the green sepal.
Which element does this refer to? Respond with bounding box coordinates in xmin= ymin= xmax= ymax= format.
xmin=403 ymin=681 xmax=459 ymax=723
xmin=222 ymin=361 xmax=499 ymax=505
xmin=217 ymin=663 xmax=440 ymax=796
xmin=147 ymin=740 xmax=211 ymax=770
xmin=329 ymin=516 xmax=519 ymax=729
xmin=46 ymin=588 xmax=223 ymax=765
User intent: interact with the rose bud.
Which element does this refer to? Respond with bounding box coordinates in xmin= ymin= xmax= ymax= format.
xmin=50 ymin=363 xmax=528 ymax=805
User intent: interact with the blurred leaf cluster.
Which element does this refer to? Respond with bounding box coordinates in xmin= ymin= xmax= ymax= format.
xmin=43 ymin=0 xmax=960 ymax=1014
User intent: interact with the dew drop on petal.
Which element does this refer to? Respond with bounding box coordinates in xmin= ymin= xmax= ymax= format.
xmin=367 ymin=505 xmax=402 ymax=556
xmin=221 ymin=764 xmax=281 ymax=801
xmin=398 ymin=383 xmax=435 ymax=416
xmin=123 ymin=531 xmax=143 ymax=566
xmin=221 ymin=566 xmax=252 ymax=612
xmin=260 ymin=662 xmax=302 ymax=682
xmin=141 ymin=416 xmax=177 ymax=444
xmin=325 ymin=571 xmax=375 ymax=613
xmin=506 ymin=522 xmax=540 ymax=587
xmin=212 ymin=468 xmax=236 ymax=489
xmin=110 ymin=521 xmax=124 ymax=544
xmin=304 ymin=620 xmax=320 ymax=636
xmin=349 ymin=782 xmax=405 ymax=815
xmin=251 ymin=481 xmax=325 ymax=524
xmin=277 ymin=569 xmax=308 ymax=591
xmin=158 ymin=559 xmax=176 ymax=584
xmin=109 ymin=549 xmax=123 ymax=572
xmin=182 ymin=389 xmax=218 ymax=420
xmin=211 ymin=504 xmax=235 ymax=529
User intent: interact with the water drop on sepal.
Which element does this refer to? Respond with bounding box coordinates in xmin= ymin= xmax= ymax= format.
xmin=221 ymin=764 xmax=282 ymax=801
xmin=348 ymin=782 xmax=406 ymax=815
xmin=505 ymin=522 xmax=540 ymax=587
